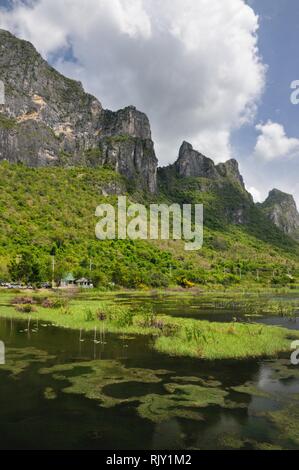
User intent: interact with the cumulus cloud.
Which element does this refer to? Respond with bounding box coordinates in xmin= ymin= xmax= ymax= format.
xmin=254 ymin=121 xmax=299 ymax=161
xmin=247 ymin=186 xmax=263 ymax=202
xmin=0 ymin=0 xmax=265 ymax=164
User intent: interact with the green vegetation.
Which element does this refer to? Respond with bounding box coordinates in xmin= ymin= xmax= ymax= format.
xmin=84 ymin=147 xmax=103 ymax=165
xmin=0 ymin=113 xmax=17 ymax=130
xmin=0 ymin=163 xmax=176 ymax=287
xmin=1 ymin=347 xmax=55 ymax=378
xmin=266 ymin=404 xmax=299 ymax=447
xmin=104 ymin=134 xmax=135 ymax=145
xmin=37 ymin=359 xmax=247 ymax=423
xmin=154 ymin=319 xmax=299 ymax=360
xmin=2 ymin=291 xmax=299 ymax=360
xmin=0 ymin=162 xmax=298 ymax=288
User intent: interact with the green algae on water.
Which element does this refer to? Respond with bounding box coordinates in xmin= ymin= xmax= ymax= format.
xmin=39 ymin=359 xmax=171 ymax=408
xmin=1 ymin=347 xmax=54 ymax=378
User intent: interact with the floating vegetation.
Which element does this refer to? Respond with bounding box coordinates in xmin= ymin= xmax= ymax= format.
xmin=137 ymin=393 xmax=205 ymax=423
xmin=266 ymin=404 xmax=299 ymax=447
xmin=38 ymin=358 xmax=246 ymax=423
xmin=39 ymin=359 xmax=171 ymax=409
xmin=137 ymin=382 xmax=245 ymax=423
xmin=231 ymin=383 xmax=271 ymax=398
xmin=170 ymin=376 xmax=221 ymax=387
xmin=44 ymin=387 xmax=57 ymax=400
xmin=266 ymin=359 xmax=299 ymax=381
xmin=217 ymin=434 xmax=244 ymax=449
xmin=217 ymin=434 xmax=283 ymax=450
xmin=0 ymin=347 xmax=54 ymax=378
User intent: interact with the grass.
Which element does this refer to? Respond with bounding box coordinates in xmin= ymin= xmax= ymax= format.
xmin=1 ymin=290 xmax=299 ymax=360
xmin=154 ymin=319 xmax=299 ymax=360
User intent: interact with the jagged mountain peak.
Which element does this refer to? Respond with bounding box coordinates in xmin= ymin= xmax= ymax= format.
xmin=259 ymin=188 xmax=299 ymax=239
xmin=175 ymin=141 xmax=244 ymax=188
xmin=176 ymin=141 xmax=218 ymax=179
xmin=216 ymin=159 xmax=244 ymax=188
xmin=265 ymin=188 xmax=296 ymax=204
xmin=0 ymin=29 xmax=157 ymax=192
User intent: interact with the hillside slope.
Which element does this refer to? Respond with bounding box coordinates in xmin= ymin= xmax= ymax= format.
xmin=0 ymin=30 xmax=298 ymax=288
xmin=0 ymin=162 xmax=298 ymax=288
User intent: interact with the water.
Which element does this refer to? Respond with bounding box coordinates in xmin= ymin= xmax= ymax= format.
xmin=0 ymin=293 xmax=299 ymax=450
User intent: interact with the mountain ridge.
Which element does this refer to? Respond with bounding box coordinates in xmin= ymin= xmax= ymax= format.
xmin=0 ymin=28 xmax=295 ymax=210
xmin=0 ymin=29 xmax=298 ymax=287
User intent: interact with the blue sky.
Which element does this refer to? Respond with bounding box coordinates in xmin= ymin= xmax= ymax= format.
xmin=0 ymin=0 xmax=299 ymax=204
xmin=234 ymin=0 xmax=299 ymax=201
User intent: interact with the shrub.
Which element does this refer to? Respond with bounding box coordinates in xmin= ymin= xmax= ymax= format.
xmin=112 ymin=307 xmax=134 ymax=327
xmin=139 ymin=305 xmax=156 ymax=327
xmin=59 ymin=306 xmax=71 ymax=315
xmin=84 ymin=308 xmax=95 ymax=322
xmin=12 ymin=296 xmax=34 ymax=305
xmin=97 ymin=310 xmax=107 ymax=321
xmin=16 ymin=304 xmax=36 ymax=313
xmin=41 ymin=298 xmax=56 ymax=308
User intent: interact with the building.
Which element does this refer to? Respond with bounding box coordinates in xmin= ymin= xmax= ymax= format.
xmin=60 ymin=273 xmax=93 ymax=289
xmin=60 ymin=273 xmax=76 ymax=288
xmin=75 ymin=277 xmax=94 ymax=289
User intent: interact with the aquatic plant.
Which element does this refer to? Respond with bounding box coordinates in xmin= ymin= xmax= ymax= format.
xmin=97 ymin=310 xmax=107 ymax=321
xmin=15 ymin=303 xmax=36 ymax=313
xmin=11 ymin=296 xmax=35 ymax=305
xmin=84 ymin=308 xmax=95 ymax=322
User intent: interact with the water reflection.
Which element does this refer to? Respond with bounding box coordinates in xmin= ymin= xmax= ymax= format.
xmin=0 ymin=293 xmax=299 ymax=449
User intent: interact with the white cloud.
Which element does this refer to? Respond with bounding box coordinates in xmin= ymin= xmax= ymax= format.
xmin=247 ymin=186 xmax=263 ymax=202
xmin=0 ymin=0 xmax=266 ymax=164
xmin=254 ymin=121 xmax=299 ymax=161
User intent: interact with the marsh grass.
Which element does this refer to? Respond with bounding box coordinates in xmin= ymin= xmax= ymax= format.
xmin=155 ymin=319 xmax=299 ymax=360
xmin=2 ymin=291 xmax=299 ymax=360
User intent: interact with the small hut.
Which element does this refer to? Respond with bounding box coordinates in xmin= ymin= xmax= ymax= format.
xmin=60 ymin=273 xmax=76 ymax=288
xmin=75 ymin=277 xmax=94 ymax=289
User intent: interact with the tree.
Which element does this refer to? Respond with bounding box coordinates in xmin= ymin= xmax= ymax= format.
xmin=9 ymin=251 xmax=46 ymax=284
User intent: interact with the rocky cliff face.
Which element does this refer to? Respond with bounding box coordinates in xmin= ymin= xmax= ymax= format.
xmin=0 ymin=29 xmax=157 ymax=192
xmin=259 ymin=189 xmax=299 ymax=240
xmin=158 ymin=141 xmax=253 ymax=225
xmin=175 ymin=141 xmax=245 ymax=188
xmin=175 ymin=141 xmax=219 ymax=179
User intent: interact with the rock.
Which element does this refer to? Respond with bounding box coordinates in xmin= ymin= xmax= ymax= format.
xmin=158 ymin=141 xmax=253 ymax=226
xmin=216 ymin=159 xmax=245 ymax=188
xmin=175 ymin=141 xmax=219 ymax=179
xmin=175 ymin=141 xmax=245 ymax=188
xmin=0 ymin=29 xmax=157 ymax=192
xmin=259 ymin=189 xmax=299 ymax=239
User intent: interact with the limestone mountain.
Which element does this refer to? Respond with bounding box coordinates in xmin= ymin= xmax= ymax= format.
xmin=175 ymin=141 xmax=245 ymax=188
xmin=159 ymin=141 xmax=253 ymax=226
xmin=0 ymin=29 xmax=157 ymax=192
xmin=0 ymin=28 xmax=299 ymax=286
xmin=259 ymin=189 xmax=299 ymax=240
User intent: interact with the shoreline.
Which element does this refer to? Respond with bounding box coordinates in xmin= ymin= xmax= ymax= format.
xmin=0 ymin=290 xmax=299 ymax=361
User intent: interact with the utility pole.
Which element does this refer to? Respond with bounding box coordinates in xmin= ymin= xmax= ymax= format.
xmin=50 ymin=246 xmax=57 ymax=289
xmin=52 ymin=255 xmax=55 ymax=289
